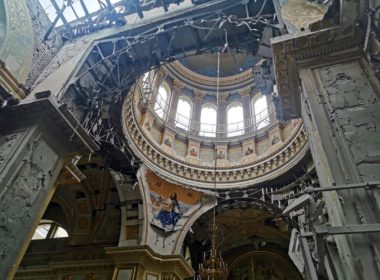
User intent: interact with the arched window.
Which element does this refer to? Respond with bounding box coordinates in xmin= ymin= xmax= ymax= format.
xmin=142 ymin=71 xmax=150 ymax=88
xmin=32 ymin=220 xmax=68 ymax=240
xmin=227 ymin=103 xmax=244 ymax=137
xmin=154 ymin=84 xmax=170 ymax=119
xmin=175 ymin=97 xmax=192 ymax=131
xmin=254 ymin=95 xmax=270 ymax=130
xmin=199 ymin=105 xmax=217 ymax=137
xmin=141 ymin=71 xmax=154 ymax=103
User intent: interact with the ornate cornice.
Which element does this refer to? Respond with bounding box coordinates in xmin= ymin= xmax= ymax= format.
xmin=271 ymin=24 xmax=364 ymax=120
xmin=122 ymin=85 xmax=309 ymax=189
xmin=106 ymin=245 xmax=193 ymax=279
xmin=164 ymin=60 xmax=255 ymax=92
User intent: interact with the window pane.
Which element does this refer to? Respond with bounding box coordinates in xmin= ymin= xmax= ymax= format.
xmin=227 ymin=104 xmax=244 ymax=137
xmin=53 ymin=226 xmax=69 ymax=238
xmin=200 ymin=106 xmax=217 ymax=137
xmin=32 ymin=224 xmax=51 ymax=240
xmin=154 ymin=86 xmax=168 ymax=119
xmin=254 ymin=95 xmax=269 ymax=130
xmin=142 ymin=71 xmax=151 ymax=90
xmin=175 ymin=99 xmax=192 ymax=131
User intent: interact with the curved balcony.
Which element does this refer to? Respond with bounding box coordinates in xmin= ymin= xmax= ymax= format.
xmin=122 ymin=79 xmax=309 ymax=189
xmin=143 ymin=91 xmax=275 ymax=139
xmin=137 ymin=72 xmax=276 ymax=140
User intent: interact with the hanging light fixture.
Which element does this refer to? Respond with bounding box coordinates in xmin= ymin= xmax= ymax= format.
xmin=196 ymin=52 xmax=229 ymax=280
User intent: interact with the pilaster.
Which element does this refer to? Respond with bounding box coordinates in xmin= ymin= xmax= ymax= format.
xmin=271 ymin=2 xmax=376 ymax=278
xmin=216 ymin=94 xmax=228 ymax=139
xmin=239 ymin=88 xmax=252 ymax=134
xmin=192 ymin=89 xmax=206 ymax=135
xmin=167 ymin=80 xmax=182 ymax=127
xmin=0 ymin=96 xmax=97 ymax=279
xmin=299 ymin=57 xmax=380 ymax=280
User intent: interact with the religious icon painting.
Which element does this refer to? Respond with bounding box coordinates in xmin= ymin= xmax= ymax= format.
xmin=146 ymin=170 xmax=203 ymax=232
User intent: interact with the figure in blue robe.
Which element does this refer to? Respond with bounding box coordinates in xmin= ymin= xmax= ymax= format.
xmin=157 ymin=192 xmax=180 ymax=229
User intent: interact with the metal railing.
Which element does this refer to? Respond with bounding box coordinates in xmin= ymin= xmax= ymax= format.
xmin=136 ymin=72 xmax=276 ymax=138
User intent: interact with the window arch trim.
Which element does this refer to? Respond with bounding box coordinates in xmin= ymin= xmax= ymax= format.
xmin=252 ymin=93 xmax=270 ymax=130
xmin=175 ymin=96 xmax=193 ymax=131
xmin=199 ymin=103 xmax=217 ymax=137
xmin=227 ymin=102 xmax=244 ymax=137
xmin=154 ymin=81 xmax=171 ymax=120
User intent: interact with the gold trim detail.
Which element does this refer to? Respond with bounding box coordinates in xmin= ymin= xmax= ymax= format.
xmin=0 ymin=60 xmax=27 ymax=100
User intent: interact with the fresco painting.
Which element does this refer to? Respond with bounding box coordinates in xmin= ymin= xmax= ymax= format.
xmin=146 ymin=170 xmax=202 ymax=232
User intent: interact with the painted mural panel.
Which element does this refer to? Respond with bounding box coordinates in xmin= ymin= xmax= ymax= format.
xmin=146 ymin=170 xmax=203 ymax=232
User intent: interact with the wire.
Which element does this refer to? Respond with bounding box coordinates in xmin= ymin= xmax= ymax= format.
xmin=213 ymin=51 xmax=220 ymax=227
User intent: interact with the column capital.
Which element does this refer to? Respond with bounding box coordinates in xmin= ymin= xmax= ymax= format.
xmin=193 ymin=89 xmax=206 ymax=100
xmin=238 ymin=87 xmax=252 ymax=97
xmin=218 ymin=92 xmax=228 ymax=102
xmin=172 ymin=79 xmax=185 ymax=92
xmin=271 ymin=24 xmax=363 ymax=120
xmin=0 ymin=95 xmax=98 ymax=154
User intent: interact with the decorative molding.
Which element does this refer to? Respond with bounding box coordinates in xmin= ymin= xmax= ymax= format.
xmin=271 ymin=25 xmax=364 ymax=120
xmin=193 ymin=89 xmax=206 ymax=100
xmin=106 ymin=245 xmax=193 ymax=279
xmin=15 ymin=258 xmax=115 ymax=279
xmin=164 ymin=61 xmax=254 ymax=93
xmin=122 ymin=87 xmax=309 ymax=189
xmin=0 ymin=60 xmax=27 ymax=99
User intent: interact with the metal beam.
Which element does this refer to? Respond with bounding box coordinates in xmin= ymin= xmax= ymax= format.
xmin=44 ymin=6 xmax=66 ymax=41
xmin=50 ymin=0 xmax=69 ymax=26
xmin=315 ymin=224 xmax=380 ymax=236
xmin=304 ymin=181 xmax=380 ymax=194
xmin=299 ymin=230 xmax=319 ymax=280
xmin=79 ymin=0 xmax=94 ymax=27
xmin=50 ymin=0 xmax=75 ymax=37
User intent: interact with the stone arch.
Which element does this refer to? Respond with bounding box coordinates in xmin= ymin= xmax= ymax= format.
xmin=185 ymin=197 xmax=298 ymax=276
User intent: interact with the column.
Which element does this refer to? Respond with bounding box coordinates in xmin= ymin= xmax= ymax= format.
xmin=266 ymin=92 xmax=276 ymax=124
xmin=271 ymin=2 xmax=378 ymax=276
xmin=166 ymin=79 xmax=182 ymax=127
xmin=216 ymin=93 xmax=228 ymax=139
xmin=300 ymin=58 xmax=380 ymax=280
xmin=192 ymin=89 xmax=205 ymax=135
xmin=148 ymin=70 xmax=165 ymax=111
xmin=0 ymin=96 xmax=97 ymax=279
xmin=239 ymin=88 xmax=252 ymax=134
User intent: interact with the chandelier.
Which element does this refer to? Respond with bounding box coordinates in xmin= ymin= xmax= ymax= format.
xmin=197 ymin=222 xmax=229 ymax=279
xmin=196 ymin=51 xmax=229 ymax=280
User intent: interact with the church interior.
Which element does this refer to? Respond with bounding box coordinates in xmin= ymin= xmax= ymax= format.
xmin=0 ymin=0 xmax=380 ymax=279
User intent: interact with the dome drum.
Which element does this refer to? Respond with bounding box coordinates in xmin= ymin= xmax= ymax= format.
xmin=122 ymin=76 xmax=309 ymax=189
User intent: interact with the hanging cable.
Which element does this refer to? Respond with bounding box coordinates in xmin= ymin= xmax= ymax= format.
xmin=213 ymin=51 xmax=220 ymax=226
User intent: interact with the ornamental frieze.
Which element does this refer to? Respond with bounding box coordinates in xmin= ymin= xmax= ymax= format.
xmin=122 ymin=85 xmax=309 ymax=190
